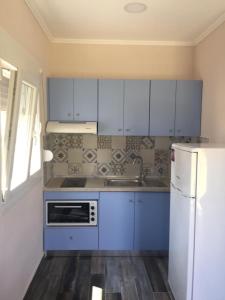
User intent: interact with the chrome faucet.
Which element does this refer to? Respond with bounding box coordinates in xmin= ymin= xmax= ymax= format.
xmin=130 ymin=153 xmax=145 ymax=182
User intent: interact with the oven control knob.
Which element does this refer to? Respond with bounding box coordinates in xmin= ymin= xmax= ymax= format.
xmin=91 ymin=206 xmax=95 ymax=210
xmin=91 ymin=217 xmax=95 ymax=222
xmin=91 ymin=212 xmax=95 ymax=216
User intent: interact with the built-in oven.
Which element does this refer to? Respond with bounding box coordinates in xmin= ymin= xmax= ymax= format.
xmin=46 ymin=200 xmax=97 ymax=226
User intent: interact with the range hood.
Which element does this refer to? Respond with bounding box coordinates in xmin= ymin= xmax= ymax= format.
xmin=46 ymin=121 xmax=97 ymax=134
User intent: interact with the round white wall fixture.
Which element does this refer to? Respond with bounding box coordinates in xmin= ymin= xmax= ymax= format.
xmin=43 ymin=150 xmax=53 ymax=162
xmin=124 ymin=2 xmax=148 ymax=13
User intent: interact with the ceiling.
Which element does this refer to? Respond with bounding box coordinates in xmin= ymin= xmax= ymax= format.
xmin=25 ymin=0 xmax=225 ymax=45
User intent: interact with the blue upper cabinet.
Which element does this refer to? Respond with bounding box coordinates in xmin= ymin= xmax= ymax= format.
xmin=48 ymin=78 xmax=74 ymax=121
xmin=175 ymin=80 xmax=202 ymax=136
xmin=124 ymin=80 xmax=150 ymax=136
xmin=48 ymin=78 xmax=98 ymax=122
xmin=150 ymin=80 xmax=176 ymax=136
xmin=74 ymin=79 xmax=98 ymax=121
xmin=99 ymin=192 xmax=134 ymax=250
xmin=98 ymin=79 xmax=124 ymax=135
xmin=134 ymin=192 xmax=170 ymax=251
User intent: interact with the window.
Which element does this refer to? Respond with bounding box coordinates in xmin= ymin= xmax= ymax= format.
xmin=10 ymin=82 xmax=37 ymax=190
xmin=30 ymin=96 xmax=41 ymax=175
xmin=0 ymin=60 xmax=17 ymax=200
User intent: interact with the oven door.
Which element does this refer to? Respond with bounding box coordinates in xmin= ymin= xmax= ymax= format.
xmin=46 ymin=201 xmax=97 ymax=226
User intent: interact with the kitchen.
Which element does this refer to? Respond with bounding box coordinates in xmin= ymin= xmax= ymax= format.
xmin=0 ymin=1 xmax=225 ymax=300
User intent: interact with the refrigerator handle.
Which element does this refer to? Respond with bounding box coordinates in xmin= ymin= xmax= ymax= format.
xmin=171 ymin=183 xmax=182 ymax=192
xmin=171 ymin=183 xmax=186 ymax=194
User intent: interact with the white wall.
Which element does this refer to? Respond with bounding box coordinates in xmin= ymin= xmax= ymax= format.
xmin=194 ymin=21 xmax=225 ymax=142
xmin=0 ymin=177 xmax=43 ymax=300
xmin=0 ymin=28 xmax=44 ymax=300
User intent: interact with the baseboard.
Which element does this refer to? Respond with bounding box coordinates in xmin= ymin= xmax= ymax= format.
xmin=46 ymin=250 xmax=168 ymax=257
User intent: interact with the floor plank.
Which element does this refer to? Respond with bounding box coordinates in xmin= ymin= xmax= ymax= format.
xmin=105 ymin=293 xmax=122 ymax=300
xmin=24 ymin=254 xmax=173 ymax=300
xmin=143 ymin=257 xmax=167 ymax=292
xmin=153 ymin=292 xmax=171 ymax=300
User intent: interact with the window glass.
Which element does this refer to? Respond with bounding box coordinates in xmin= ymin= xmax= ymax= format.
xmin=10 ymin=82 xmax=36 ymax=190
xmin=0 ymin=62 xmax=17 ymax=200
xmin=30 ymin=96 xmax=41 ymax=175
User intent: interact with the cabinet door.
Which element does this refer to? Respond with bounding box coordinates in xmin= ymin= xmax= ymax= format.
xmin=124 ymin=80 xmax=150 ymax=136
xmin=74 ymin=79 xmax=98 ymax=121
xmin=99 ymin=192 xmax=134 ymax=250
xmin=98 ymin=80 xmax=124 ymax=135
xmin=48 ymin=78 xmax=74 ymax=121
xmin=175 ymin=80 xmax=202 ymax=136
xmin=44 ymin=227 xmax=98 ymax=250
xmin=150 ymin=80 xmax=176 ymax=136
xmin=134 ymin=192 xmax=170 ymax=250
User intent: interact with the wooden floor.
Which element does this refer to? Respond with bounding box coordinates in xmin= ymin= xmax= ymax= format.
xmin=24 ymin=253 xmax=174 ymax=300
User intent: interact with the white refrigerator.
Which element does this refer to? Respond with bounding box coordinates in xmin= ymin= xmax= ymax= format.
xmin=168 ymin=143 xmax=225 ymax=300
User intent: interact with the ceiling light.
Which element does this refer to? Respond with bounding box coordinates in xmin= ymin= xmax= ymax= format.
xmin=124 ymin=2 xmax=147 ymax=13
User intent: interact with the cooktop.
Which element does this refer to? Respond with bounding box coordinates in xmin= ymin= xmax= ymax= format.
xmin=61 ymin=177 xmax=87 ymax=188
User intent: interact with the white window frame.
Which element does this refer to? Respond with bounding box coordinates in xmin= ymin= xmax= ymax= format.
xmin=0 ymin=29 xmax=44 ymax=204
xmin=29 ymin=94 xmax=42 ymax=176
xmin=0 ymin=62 xmax=17 ymax=202
xmin=10 ymin=81 xmax=38 ymax=191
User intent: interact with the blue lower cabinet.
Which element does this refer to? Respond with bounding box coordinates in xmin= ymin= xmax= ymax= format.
xmin=99 ymin=192 xmax=135 ymax=250
xmin=44 ymin=227 xmax=98 ymax=250
xmin=134 ymin=192 xmax=170 ymax=251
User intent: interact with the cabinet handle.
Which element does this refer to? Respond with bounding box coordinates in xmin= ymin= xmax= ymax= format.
xmin=76 ymin=113 xmax=80 ymax=116
xmin=129 ymin=199 xmax=134 ymax=203
xmin=126 ymin=129 xmax=131 ymax=132
xmin=118 ymin=129 xmax=122 ymax=132
xmin=169 ymin=129 xmax=173 ymax=133
xmin=177 ymin=129 xmax=181 ymax=133
xmin=54 ymin=205 xmax=82 ymax=209
xmin=67 ymin=113 xmax=71 ymax=117
xmin=69 ymin=236 xmax=73 ymax=240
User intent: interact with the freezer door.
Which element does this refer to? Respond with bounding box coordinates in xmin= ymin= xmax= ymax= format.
xmin=168 ymin=185 xmax=195 ymax=300
xmin=171 ymin=148 xmax=197 ymax=198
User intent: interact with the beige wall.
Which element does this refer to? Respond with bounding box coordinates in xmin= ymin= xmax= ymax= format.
xmin=0 ymin=2 xmax=48 ymax=300
xmin=49 ymin=43 xmax=194 ymax=79
xmin=194 ymin=22 xmax=225 ymax=142
xmin=0 ymin=0 xmax=50 ymax=70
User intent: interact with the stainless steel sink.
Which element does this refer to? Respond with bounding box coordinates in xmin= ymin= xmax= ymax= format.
xmin=105 ymin=178 xmax=143 ymax=187
xmin=104 ymin=178 xmax=167 ymax=188
xmin=143 ymin=178 xmax=167 ymax=187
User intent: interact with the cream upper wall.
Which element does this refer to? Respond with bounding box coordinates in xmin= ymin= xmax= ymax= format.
xmin=194 ymin=21 xmax=225 ymax=142
xmin=49 ymin=43 xmax=194 ymax=79
xmin=0 ymin=0 xmax=50 ymax=70
xmin=0 ymin=2 xmax=48 ymax=300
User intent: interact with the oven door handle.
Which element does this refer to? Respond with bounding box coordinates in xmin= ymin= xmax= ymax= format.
xmin=54 ymin=205 xmax=83 ymax=209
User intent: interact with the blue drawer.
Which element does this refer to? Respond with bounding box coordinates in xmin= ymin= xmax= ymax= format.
xmin=44 ymin=227 xmax=98 ymax=250
xmin=44 ymin=192 xmax=99 ymax=200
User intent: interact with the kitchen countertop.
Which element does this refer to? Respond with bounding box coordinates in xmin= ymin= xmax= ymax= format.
xmin=44 ymin=177 xmax=170 ymax=192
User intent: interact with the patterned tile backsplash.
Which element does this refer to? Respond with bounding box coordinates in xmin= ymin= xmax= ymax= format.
xmin=44 ymin=134 xmax=204 ymax=180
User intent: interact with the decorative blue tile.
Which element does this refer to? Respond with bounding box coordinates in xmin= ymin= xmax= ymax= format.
xmin=111 ymin=162 xmax=126 ymax=176
xmin=97 ymin=163 xmax=111 ymax=176
xmin=112 ymin=149 xmax=126 ymax=164
xmin=68 ymin=163 xmax=82 ymax=175
xmin=53 ymin=148 xmax=68 ymax=162
xmin=97 ymin=136 xmax=112 ymax=149
xmin=66 ymin=134 xmax=83 ymax=148
xmin=83 ymin=149 xmax=97 ymax=163
xmin=141 ymin=137 xmax=155 ymax=149
xmin=126 ymin=136 xmax=142 ymax=150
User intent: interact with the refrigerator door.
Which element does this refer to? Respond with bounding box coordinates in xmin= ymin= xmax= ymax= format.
xmin=168 ymin=185 xmax=195 ymax=300
xmin=171 ymin=147 xmax=197 ymax=198
xmin=193 ymin=148 xmax=225 ymax=300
